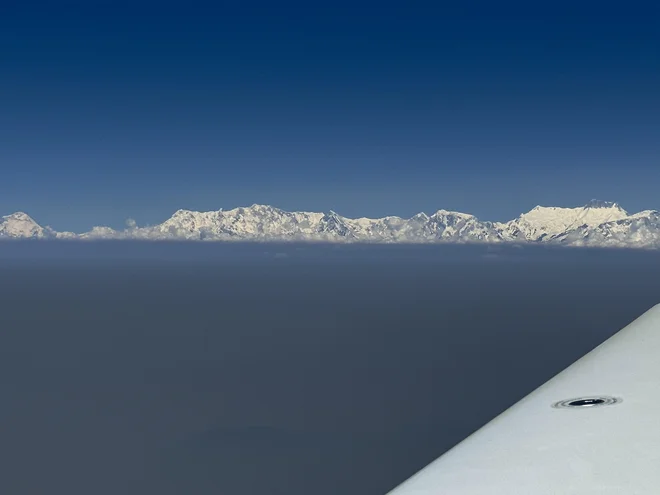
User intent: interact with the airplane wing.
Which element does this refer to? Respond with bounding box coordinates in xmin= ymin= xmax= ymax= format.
xmin=386 ymin=303 xmax=660 ymax=494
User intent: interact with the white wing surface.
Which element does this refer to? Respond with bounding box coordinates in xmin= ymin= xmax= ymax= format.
xmin=387 ymin=303 xmax=660 ymax=494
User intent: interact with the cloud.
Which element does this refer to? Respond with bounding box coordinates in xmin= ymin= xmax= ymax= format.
xmin=125 ymin=218 xmax=137 ymax=229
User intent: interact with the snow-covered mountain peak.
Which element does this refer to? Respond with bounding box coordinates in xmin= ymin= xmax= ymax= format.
xmin=81 ymin=226 xmax=119 ymax=239
xmin=630 ymin=209 xmax=659 ymax=219
xmin=582 ymin=199 xmax=629 ymax=219
xmin=246 ymin=203 xmax=276 ymax=211
xmin=4 ymin=212 xmax=33 ymax=221
xmin=429 ymin=209 xmax=476 ymax=221
xmin=233 ymin=204 xmax=275 ymax=213
xmin=6 ymin=201 xmax=660 ymax=249
xmin=501 ymin=201 xmax=630 ymax=242
xmin=0 ymin=211 xmax=46 ymax=238
xmin=170 ymin=209 xmax=197 ymax=219
xmin=411 ymin=212 xmax=429 ymax=221
xmin=583 ymin=199 xmax=622 ymax=210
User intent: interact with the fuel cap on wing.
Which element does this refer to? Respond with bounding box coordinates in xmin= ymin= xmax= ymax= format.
xmin=552 ymin=396 xmax=621 ymax=409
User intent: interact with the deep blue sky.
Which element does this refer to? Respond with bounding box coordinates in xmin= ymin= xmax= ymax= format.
xmin=2 ymin=1 xmax=659 ymax=232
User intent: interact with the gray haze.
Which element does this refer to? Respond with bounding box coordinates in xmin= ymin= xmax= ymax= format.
xmin=0 ymin=242 xmax=657 ymax=494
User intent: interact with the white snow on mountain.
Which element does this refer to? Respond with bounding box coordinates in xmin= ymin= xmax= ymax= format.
xmin=496 ymin=200 xmax=629 ymax=242
xmin=0 ymin=212 xmax=47 ymax=238
xmin=79 ymin=226 xmax=122 ymax=239
xmin=3 ymin=200 xmax=660 ymax=249
xmin=152 ymin=205 xmax=326 ymax=240
xmin=557 ymin=209 xmax=660 ymax=248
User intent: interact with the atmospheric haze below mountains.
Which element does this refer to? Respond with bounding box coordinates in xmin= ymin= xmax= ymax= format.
xmin=1 ymin=242 xmax=659 ymax=494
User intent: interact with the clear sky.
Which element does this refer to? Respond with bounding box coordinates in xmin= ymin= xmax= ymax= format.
xmin=2 ymin=1 xmax=659 ymax=232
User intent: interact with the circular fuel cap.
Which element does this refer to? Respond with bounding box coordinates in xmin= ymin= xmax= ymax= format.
xmin=552 ymin=396 xmax=621 ymax=409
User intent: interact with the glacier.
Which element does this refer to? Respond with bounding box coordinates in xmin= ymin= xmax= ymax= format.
xmin=3 ymin=200 xmax=660 ymax=249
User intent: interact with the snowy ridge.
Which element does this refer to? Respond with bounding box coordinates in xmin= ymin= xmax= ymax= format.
xmin=0 ymin=212 xmax=45 ymax=238
xmin=3 ymin=200 xmax=660 ymax=249
xmin=496 ymin=200 xmax=630 ymax=242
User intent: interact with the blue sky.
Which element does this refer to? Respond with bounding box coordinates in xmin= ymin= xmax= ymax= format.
xmin=2 ymin=2 xmax=659 ymax=232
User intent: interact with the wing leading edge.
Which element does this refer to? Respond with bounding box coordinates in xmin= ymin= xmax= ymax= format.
xmin=387 ymin=303 xmax=660 ymax=494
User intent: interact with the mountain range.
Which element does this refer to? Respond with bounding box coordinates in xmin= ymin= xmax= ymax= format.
xmin=2 ymin=200 xmax=660 ymax=249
